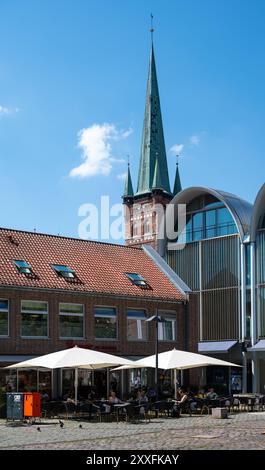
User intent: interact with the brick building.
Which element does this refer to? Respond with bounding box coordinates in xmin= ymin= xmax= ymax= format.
xmin=0 ymin=228 xmax=190 ymax=398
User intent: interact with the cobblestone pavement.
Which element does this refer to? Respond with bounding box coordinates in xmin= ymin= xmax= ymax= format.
xmin=0 ymin=412 xmax=265 ymax=450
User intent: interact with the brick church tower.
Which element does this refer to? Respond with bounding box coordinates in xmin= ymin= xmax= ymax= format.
xmin=123 ymin=42 xmax=182 ymax=252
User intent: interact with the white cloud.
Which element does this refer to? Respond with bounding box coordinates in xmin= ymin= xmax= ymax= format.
xmin=69 ymin=123 xmax=133 ymax=178
xmin=117 ymin=172 xmax=127 ymax=180
xmin=190 ymin=134 xmax=200 ymax=146
xmin=170 ymin=143 xmax=184 ymax=155
xmin=0 ymin=105 xmax=10 ymax=115
xmin=0 ymin=105 xmax=19 ymax=116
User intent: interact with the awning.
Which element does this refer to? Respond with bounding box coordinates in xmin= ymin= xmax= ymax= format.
xmin=247 ymin=339 xmax=265 ymax=352
xmin=198 ymin=341 xmax=237 ymax=354
xmin=0 ymin=355 xmax=36 ymax=364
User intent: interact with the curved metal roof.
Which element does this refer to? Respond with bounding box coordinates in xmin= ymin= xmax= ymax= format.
xmin=250 ymin=183 xmax=265 ymax=242
xmin=169 ymin=186 xmax=253 ymax=242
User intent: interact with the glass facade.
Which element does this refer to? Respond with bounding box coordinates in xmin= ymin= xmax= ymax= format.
xmin=59 ymin=303 xmax=84 ymax=338
xmin=177 ymin=195 xmax=237 ymax=244
xmin=94 ymin=307 xmax=117 ymax=339
xmin=21 ymin=300 xmax=48 ymax=337
xmin=167 ymin=194 xmax=241 ymax=342
xmin=0 ymin=299 xmax=8 ymax=336
xmin=127 ymin=310 xmax=147 ymax=340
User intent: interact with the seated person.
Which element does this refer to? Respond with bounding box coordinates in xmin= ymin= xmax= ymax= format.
xmin=137 ymin=389 xmax=148 ymax=403
xmin=63 ymin=389 xmax=76 ymax=403
xmin=196 ymin=388 xmax=206 ymax=399
xmin=174 ymin=388 xmax=189 ymax=410
xmin=206 ymin=387 xmax=218 ymax=400
xmin=108 ymin=390 xmax=122 ymax=404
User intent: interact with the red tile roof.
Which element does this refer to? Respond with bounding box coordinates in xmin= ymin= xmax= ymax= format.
xmin=0 ymin=228 xmax=184 ymax=302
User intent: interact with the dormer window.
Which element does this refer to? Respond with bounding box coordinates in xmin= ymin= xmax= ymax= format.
xmin=125 ymin=272 xmax=147 ymax=287
xmin=14 ymin=260 xmax=32 ymax=275
xmin=52 ymin=264 xmax=75 ymax=279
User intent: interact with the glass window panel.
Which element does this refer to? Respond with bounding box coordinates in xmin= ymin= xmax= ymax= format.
xmin=127 ymin=310 xmax=146 ymax=319
xmin=52 ymin=264 xmax=74 ymax=273
xmin=206 ymin=210 xmax=216 ymax=238
xmin=18 ymin=370 xmax=37 ymax=392
xmin=204 ymin=195 xmax=223 ymax=209
xmin=0 ymin=299 xmax=8 ymax=310
xmin=185 ymin=214 xmax=193 ymax=243
xmin=127 ymin=318 xmax=147 ymax=340
xmin=59 ymin=315 xmax=83 ymax=338
xmin=127 ymin=319 xmax=138 ymax=340
xmin=158 ymin=318 xmax=176 ymax=341
xmin=0 ymin=311 xmax=8 ymax=336
xmin=21 ymin=301 xmax=48 ymax=312
xmin=192 ymin=212 xmax=203 ymax=241
xmin=62 ymin=369 xmax=75 ymax=400
xmin=216 ymin=207 xmax=237 ymax=236
xmin=14 ymin=260 xmax=30 ymax=268
xmin=21 ymin=313 xmax=48 ymax=337
xmin=39 ymin=371 xmax=52 ymax=399
xmin=94 ymin=316 xmax=117 ymax=339
xmin=94 ymin=307 xmax=116 ymax=318
xmin=59 ymin=303 xmax=84 ymax=314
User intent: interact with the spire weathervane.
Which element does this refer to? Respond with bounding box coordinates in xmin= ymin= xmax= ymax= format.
xmin=150 ymin=13 xmax=154 ymax=42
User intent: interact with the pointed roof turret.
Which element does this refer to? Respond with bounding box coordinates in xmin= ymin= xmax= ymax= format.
xmin=123 ymin=162 xmax=134 ymax=198
xmin=152 ymin=153 xmax=163 ymax=190
xmin=173 ymin=161 xmax=182 ymax=196
xmin=136 ymin=43 xmax=171 ymax=195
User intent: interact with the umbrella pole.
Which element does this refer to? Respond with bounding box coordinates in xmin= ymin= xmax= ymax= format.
xmin=74 ymin=367 xmax=78 ymax=405
xmin=174 ymin=369 xmax=177 ymax=399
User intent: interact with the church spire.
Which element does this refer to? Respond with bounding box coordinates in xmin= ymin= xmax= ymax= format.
xmin=136 ymin=39 xmax=171 ymax=195
xmin=123 ymin=160 xmax=134 ymax=198
xmin=173 ymin=157 xmax=182 ymax=196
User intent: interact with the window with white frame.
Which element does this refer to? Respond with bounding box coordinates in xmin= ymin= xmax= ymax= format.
xmin=59 ymin=303 xmax=84 ymax=338
xmin=127 ymin=309 xmax=147 ymax=340
xmin=0 ymin=299 xmax=9 ymax=336
xmin=94 ymin=307 xmax=117 ymax=339
xmin=21 ymin=300 xmax=48 ymax=337
xmin=158 ymin=314 xmax=176 ymax=341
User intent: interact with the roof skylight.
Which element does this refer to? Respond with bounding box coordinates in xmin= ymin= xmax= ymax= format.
xmin=52 ymin=264 xmax=75 ymax=279
xmin=125 ymin=272 xmax=147 ymax=287
xmin=14 ymin=260 xmax=32 ymax=275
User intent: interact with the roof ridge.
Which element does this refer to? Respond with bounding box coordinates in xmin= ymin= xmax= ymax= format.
xmin=0 ymin=226 xmax=142 ymax=251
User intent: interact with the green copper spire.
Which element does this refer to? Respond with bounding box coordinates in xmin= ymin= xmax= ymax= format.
xmin=173 ymin=162 xmax=182 ymax=195
xmin=123 ymin=162 xmax=134 ymax=198
xmin=136 ymin=44 xmax=171 ymax=195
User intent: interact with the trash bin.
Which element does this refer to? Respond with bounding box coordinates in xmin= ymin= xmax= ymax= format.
xmin=24 ymin=392 xmax=41 ymax=418
xmin=6 ymin=393 xmax=24 ymax=421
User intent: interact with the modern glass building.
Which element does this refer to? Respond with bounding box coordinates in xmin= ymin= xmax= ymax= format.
xmin=165 ymin=187 xmax=256 ymax=393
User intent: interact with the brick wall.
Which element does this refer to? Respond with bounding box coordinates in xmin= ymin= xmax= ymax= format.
xmin=0 ymin=287 xmax=186 ymax=359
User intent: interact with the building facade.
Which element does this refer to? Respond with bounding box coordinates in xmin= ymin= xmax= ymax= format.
xmin=0 ymin=228 xmax=189 ymax=398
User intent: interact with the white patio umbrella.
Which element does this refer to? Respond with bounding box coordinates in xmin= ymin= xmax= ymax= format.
xmin=6 ymin=346 xmax=134 ymax=403
xmin=113 ymin=348 xmax=241 ymax=398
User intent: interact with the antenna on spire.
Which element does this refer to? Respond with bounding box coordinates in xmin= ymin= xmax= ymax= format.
xmin=150 ymin=13 xmax=154 ymax=42
xmin=127 ymin=154 xmax=130 ymax=167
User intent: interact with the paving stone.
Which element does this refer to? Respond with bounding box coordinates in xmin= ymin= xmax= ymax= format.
xmin=0 ymin=412 xmax=265 ymax=450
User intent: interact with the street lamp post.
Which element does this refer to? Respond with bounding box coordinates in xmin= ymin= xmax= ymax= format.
xmin=146 ymin=315 xmax=165 ymax=400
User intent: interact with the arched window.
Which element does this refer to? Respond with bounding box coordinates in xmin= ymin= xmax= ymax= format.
xmin=177 ymin=195 xmax=237 ymax=243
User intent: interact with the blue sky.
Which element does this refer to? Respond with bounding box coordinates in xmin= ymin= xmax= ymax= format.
xmin=1 ymin=0 xmax=265 ymax=241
